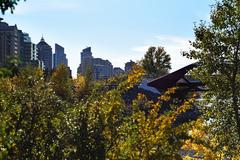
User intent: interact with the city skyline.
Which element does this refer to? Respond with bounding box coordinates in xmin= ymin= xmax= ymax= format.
xmin=1 ymin=0 xmax=215 ymax=76
xmin=78 ymin=47 xmax=132 ymax=80
xmin=0 ymin=17 xmax=132 ymax=74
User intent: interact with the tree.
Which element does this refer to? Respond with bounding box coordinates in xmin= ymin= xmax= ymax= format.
xmin=0 ymin=67 xmax=66 ymax=159
xmin=0 ymin=0 xmax=25 ymax=14
xmin=73 ymin=74 xmax=87 ymax=99
xmin=142 ymin=46 xmax=171 ymax=78
xmin=64 ymin=65 xmax=197 ymax=160
xmin=107 ymin=89 xmax=197 ymax=159
xmin=0 ymin=67 xmax=12 ymax=78
xmin=0 ymin=64 xmax=200 ymax=159
xmin=51 ymin=64 xmax=72 ymax=100
xmin=183 ymin=0 xmax=240 ymax=157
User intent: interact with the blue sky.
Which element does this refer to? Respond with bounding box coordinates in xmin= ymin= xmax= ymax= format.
xmin=2 ymin=0 xmax=215 ymax=76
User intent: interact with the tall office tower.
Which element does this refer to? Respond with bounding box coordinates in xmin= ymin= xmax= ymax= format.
xmin=37 ymin=37 xmax=53 ymax=72
xmin=0 ymin=18 xmax=20 ymax=66
xmin=125 ymin=60 xmax=136 ymax=72
xmin=93 ymin=58 xmax=113 ymax=80
xmin=53 ymin=43 xmax=68 ymax=68
xmin=79 ymin=47 xmax=93 ymax=75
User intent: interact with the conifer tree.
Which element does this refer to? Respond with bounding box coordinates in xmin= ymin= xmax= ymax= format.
xmin=142 ymin=46 xmax=171 ymax=78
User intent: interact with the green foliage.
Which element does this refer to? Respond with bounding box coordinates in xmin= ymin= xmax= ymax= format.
xmin=73 ymin=74 xmax=88 ymax=99
xmin=0 ymin=64 xmax=198 ymax=159
xmin=142 ymin=46 xmax=171 ymax=78
xmin=85 ymin=66 xmax=94 ymax=87
xmin=182 ymin=119 xmax=240 ymax=159
xmin=0 ymin=0 xmax=25 ymax=14
xmin=0 ymin=55 xmax=21 ymax=78
xmin=107 ymin=91 xmax=196 ymax=160
xmin=0 ymin=67 xmax=12 ymax=78
xmin=51 ymin=64 xmax=72 ymax=100
xmin=0 ymin=67 xmax=66 ymax=159
xmin=183 ymin=0 xmax=240 ymax=158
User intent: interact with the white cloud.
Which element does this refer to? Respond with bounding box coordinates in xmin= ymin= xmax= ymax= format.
xmin=131 ymin=35 xmax=196 ymax=71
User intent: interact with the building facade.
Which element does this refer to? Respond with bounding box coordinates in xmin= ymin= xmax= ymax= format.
xmin=78 ymin=47 xmax=93 ymax=75
xmin=0 ymin=18 xmax=45 ymax=69
xmin=19 ymin=32 xmax=32 ymax=66
xmin=93 ymin=58 xmax=113 ymax=80
xmin=0 ymin=18 xmax=20 ymax=66
xmin=78 ymin=47 xmax=114 ymax=80
xmin=125 ymin=60 xmax=136 ymax=72
xmin=113 ymin=67 xmax=124 ymax=76
xmin=37 ymin=37 xmax=53 ymax=72
xmin=21 ymin=33 xmax=43 ymax=68
xmin=53 ymin=43 xmax=68 ymax=68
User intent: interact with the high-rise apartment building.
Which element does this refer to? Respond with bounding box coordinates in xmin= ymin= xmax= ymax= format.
xmin=53 ymin=43 xmax=68 ymax=68
xmin=20 ymin=33 xmax=43 ymax=68
xmin=78 ymin=47 xmax=114 ymax=80
xmin=37 ymin=37 xmax=53 ymax=72
xmin=0 ymin=18 xmax=20 ymax=66
xmin=0 ymin=19 xmax=44 ymax=68
xmin=93 ymin=58 xmax=113 ymax=80
xmin=78 ymin=47 xmax=93 ymax=75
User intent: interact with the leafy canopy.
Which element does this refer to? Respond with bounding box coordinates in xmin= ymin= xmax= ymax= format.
xmin=183 ymin=0 xmax=240 ymax=157
xmin=0 ymin=0 xmax=25 ymax=14
xmin=0 ymin=64 xmax=198 ymax=159
xmin=142 ymin=46 xmax=171 ymax=78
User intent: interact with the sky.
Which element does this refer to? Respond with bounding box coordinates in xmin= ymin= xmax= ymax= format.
xmin=2 ymin=0 xmax=215 ymax=76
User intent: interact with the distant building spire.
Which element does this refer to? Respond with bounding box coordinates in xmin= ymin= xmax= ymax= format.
xmin=41 ymin=35 xmax=45 ymax=42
